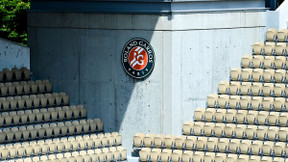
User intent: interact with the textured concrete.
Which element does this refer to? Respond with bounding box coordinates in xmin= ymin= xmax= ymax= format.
xmin=277 ymin=0 xmax=288 ymax=29
xmin=0 ymin=38 xmax=30 ymax=70
xmin=28 ymin=11 xmax=266 ymax=151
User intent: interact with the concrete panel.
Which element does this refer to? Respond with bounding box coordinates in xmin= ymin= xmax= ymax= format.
xmin=28 ymin=10 xmax=267 ymax=152
xmin=0 ymin=38 xmax=30 ymax=70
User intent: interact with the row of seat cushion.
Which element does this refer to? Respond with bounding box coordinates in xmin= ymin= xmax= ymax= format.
xmin=241 ymin=55 xmax=288 ymax=70
xmin=182 ymin=121 xmax=288 ymax=141
xmin=266 ymin=28 xmax=288 ymax=42
xmin=252 ymin=42 xmax=286 ymax=56
xmin=135 ymin=134 xmax=288 ymax=157
xmin=0 ymin=67 xmax=30 ymax=82
xmin=218 ymin=81 xmax=288 ymax=96
xmin=230 ymin=68 xmax=287 ymax=83
xmin=0 ymin=118 xmax=103 ymax=143
xmin=207 ymin=94 xmax=288 ymax=111
xmin=0 ymin=81 xmax=52 ymax=96
xmin=0 ymin=105 xmax=87 ymax=127
xmin=139 ymin=148 xmax=284 ymax=162
xmin=2 ymin=146 xmax=127 ymax=162
xmin=0 ymin=133 xmax=122 ymax=160
xmin=194 ymin=107 xmax=288 ymax=126
xmin=0 ymin=92 xmax=69 ymax=111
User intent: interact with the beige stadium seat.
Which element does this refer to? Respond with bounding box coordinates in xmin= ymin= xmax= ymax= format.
xmin=245 ymin=125 xmax=257 ymax=139
xmin=191 ymin=151 xmax=204 ymax=162
xmin=275 ymin=56 xmax=286 ymax=69
xmin=253 ymin=42 xmax=265 ymax=55
xmin=185 ymin=136 xmax=196 ymax=150
xmin=154 ymin=134 xmax=165 ymax=148
xmin=239 ymin=96 xmax=251 ymax=110
xmin=253 ymin=55 xmax=264 ymax=68
xmin=150 ymin=149 xmax=161 ymax=162
xmin=8 ymin=85 xmax=16 ymax=96
xmin=195 ymin=137 xmax=206 ymax=151
xmin=175 ymin=136 xmax=186 ymax=149
xmin=240 ymin=82 xmax=251 ymax=96
xmin=263 ymin=42 xmax=276 ymax=56
xmin=228 ymin=139 xmax=240 ymax=153
xmin=133 ymin=133 xmax=144 ymax=147
xmin=279 ymin=113 xmax=288 ymax=126
xmin=275 ymin=43 xmax=287 ymax=56
xmin=218 ymin=138 xmax=229 ymax=152
xmin=181 ymin=151 xmax=192 ymax=162
xmin=274 ymin=84 xmax=285 ymax=97
xmin=239 ymin=140 xmax=251 ymax=154
xmin=242 ymin=69 xmax=253 ymax=81
xmin=275 ymin=70 xmax=286 ymax=83
xmin=274 ymin=142 xmax=285 ymax=157
xmin=194 ymin=107 xmax=205 ymax=121
xmin=229 ymin=82 xmax=240 ymax=95
xmin=218 ymin=81 xmax=229 ymax=94
xmin=264 ymin=56 xmax=276 ymax=69
xmin=250 ymin=141 xmax=263 ymax=155
xmin=139 ymin=148 xmax=151 ymax=161
xmin=235 ymin=110 xmax=247 ymax=124
xmin=214 ymin=123 xmax=224 ymax=137
xmin=262 ymin=97 xmax=274 ymax=111
xmin=218 ymin=95 xmax=229 ymax=108
xmin=255 ymin=126 xmax=268 ymax=140
xmin=235 ymin=125 xmax=246 ymax=139
xmin=252 ymin=69 xmax=263 ymax=82
xmin=274 ymin=98 xmax=285 ymax=112
xmin=262 ymin=141 xmax=274 ymax=156
xmin=203 ymin=152 xmax=215 ymax=162
xmin=251 ymin=97 xmax=262 ymax=111
xmin=204 ymin=108 xmax=215 ymax=122
xmin=267 ymin=112 xmax=278 ymax=126
xmin=257 ymin=111 xmax=269 ymax=125
xmin=193 ymin=122 xmax=204 ymax=136
xmin=225 ymin=110 xmax=236 ymax=123
xmin=18 ymin=99 xmax=25 ymax=110
xmin=215 ymin=109 xmax=226 ymax=122
xmin=263 ymin=69 xmax=275 ymax=82
xmin=251 ymin=83 xmax=263 ymax=96
xmin=183 ymin=121 xmax=193 ymax=135
xmin=262 ymin=83 xmax=274 ymax=97
xmin=207 ymin=94 xmax=218 ymax=108
xmin=241 ymin=55 xmax=252 ymax=68
xmin=266 ymin=28 xmax=277 ymax=42
xmin=229 ymin=96 xmax=240 ymax=109
xmin=266 ymin=127 xmax=278 ymax=141
xmin=214 ymin=153 xmax=226 ymax=162
xmin=0 ymin=86 xmax=8 ymax=97
xmin=230 ymin=68 xmax=241 ymax=81
xmin=206 ymin=137 xmax=218 ymax=152
xmin=277 ymin=29 xmax=288 ymax=42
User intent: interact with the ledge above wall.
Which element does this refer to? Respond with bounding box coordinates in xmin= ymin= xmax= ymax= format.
xmin=30 ymin=0 xmax=267 ymax=14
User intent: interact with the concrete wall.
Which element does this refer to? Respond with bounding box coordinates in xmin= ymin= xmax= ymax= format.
xmin=277 ymin=0 xmax=288 ymax=29
xmin=28 ymin=11 xmax=266 ymax=151
xmin=0 ymin=38 xmax=30 ymax=70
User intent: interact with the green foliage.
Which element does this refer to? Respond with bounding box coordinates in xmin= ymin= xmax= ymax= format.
xmin=277 ymin=0 xmax=284 ymax=7
xmin=0 ymin=0 xmax=30 ymax=45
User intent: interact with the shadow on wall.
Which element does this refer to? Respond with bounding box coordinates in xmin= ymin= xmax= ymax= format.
xmin=28 ymin=12 xmax=163 ymax=134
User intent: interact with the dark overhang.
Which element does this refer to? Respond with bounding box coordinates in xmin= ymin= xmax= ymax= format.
xmin=30 ymin=0 xmax=267 ymax=14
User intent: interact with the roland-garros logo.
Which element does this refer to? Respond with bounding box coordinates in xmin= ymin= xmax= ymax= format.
xmin=122 ymin=38 xmax=155 ymax=79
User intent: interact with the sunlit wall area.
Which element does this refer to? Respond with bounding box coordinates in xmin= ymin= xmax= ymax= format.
xmin=28 ymin=0 xmax=269 ymax=151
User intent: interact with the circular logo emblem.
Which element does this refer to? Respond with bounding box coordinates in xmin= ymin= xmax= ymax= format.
xmin=122 ymin=38 xmax=155 ymax=79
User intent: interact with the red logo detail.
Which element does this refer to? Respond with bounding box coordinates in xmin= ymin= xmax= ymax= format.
xmin=128 ymin=46 xmax=148 ymax=70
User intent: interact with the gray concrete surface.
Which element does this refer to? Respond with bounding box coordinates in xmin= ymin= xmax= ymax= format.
xmin=28 ymin=10 xmax=266 ymax=152
xmin=0 ymin=38 xmax=30 ymax=70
